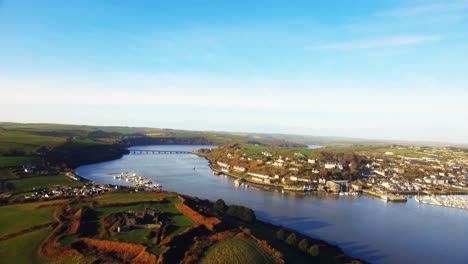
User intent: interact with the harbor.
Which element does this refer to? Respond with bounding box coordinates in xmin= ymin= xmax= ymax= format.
xmin=76 ymin=145 xmax=468 ymax=264
xmin=113 ymin=172 xmax=162 ymax=190
xmin=415 ymin=194 xmax=468 ymax=210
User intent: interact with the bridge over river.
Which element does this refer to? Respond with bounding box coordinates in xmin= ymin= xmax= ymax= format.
xmin=129 ymin=149 xmax=193 ymax=154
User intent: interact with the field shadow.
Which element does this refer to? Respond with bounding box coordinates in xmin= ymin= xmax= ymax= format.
xmin=79 ymin=208 xmax=99 ymax=237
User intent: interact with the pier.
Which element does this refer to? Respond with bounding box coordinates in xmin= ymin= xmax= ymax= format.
xmin=363 ymin=190 xmax=407 ymax=202
xmin=129 ymin=149 xmax=192 ymax=154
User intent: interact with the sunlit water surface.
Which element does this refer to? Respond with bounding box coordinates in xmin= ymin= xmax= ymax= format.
xmin=76 ymin=145 xmax=468 ymax=264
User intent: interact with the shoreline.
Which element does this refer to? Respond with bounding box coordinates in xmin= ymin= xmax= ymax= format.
xmin=193 ymin=151 xmax=315 ymax=192
xmin=72 ymin=146 xmax=363 ymax=263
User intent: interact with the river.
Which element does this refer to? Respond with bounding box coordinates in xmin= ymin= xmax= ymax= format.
xmin=76 ymin=145 xmax=468 ymax=264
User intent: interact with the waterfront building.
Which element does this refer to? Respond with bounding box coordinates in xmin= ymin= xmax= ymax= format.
xmin=217 ymin=161 xmax=230 ymax=169
xmin=326 ymin=181 xmax=341 ymax=192
xmin=233 ymin=166 xmax=246 ymax=173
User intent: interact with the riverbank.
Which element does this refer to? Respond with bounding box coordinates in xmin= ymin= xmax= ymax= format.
xmin=71 ymin=148 xmax=362 ymax=263
xmin=194 ymin=151 xmax=307 ymax=191
xmin=75 ymin=144 xmax=468 ymax=264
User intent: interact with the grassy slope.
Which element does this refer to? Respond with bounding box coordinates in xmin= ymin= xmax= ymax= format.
xmin=93 ymin=192 xmax=170 ymax=205
xmin=240 ymin=143 xmax=319 ymax=157
xmin=0 ymin=203 xmax=56 ymax=237
xmin=6 ymin=174 xmax=83 ymax=193
xmin=0 ymin=156 xmax=40 ymax=167
xmin=0 ymin=131 xmax=66 ymax=154
xmin=0 ymin=226 xmax=52 ymax=264
xmin=201 ymin=237 xmax=276 ymax=264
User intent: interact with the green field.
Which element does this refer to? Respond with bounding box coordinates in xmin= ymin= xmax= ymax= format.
xmin=0 ymin=132 xmax=66 ymax=154
xmin=0 ymin=203 xmax=56 ymax=237
xmin=0 ymin=142 xmax=38 ymax=154
xmin=201 ymin=237 xmax=276 ymax=264
xmin=0 ymin=226 xmax=52 ymax=264
xmin=6 ymin=175 xmax=83 ymax=193
xmin=236 ymin=143 xmax=319 ymax=158
xmin=0 ymin=156 xmax=40 ymax=167
xmin=93 ymin=192 xmax=170 ymax=205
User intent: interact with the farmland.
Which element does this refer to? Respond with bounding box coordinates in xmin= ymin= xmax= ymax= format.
xmin=0 ymin=156 xmax=40 ymax=167
xmin=0 ymin=226 xmax=52 ymax=264
xmin=6 ymin=174 xmax=84 ymax=193
xmin=93 ymin=191 xmax=172 ymax=205
xmin=0 ymin=202 xmax=56 ymax=237
xmin=0 ymin=122 xmax=363 ymax=263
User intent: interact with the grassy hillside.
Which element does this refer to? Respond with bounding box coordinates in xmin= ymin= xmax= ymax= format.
xmin=0 ymin=190 xmax=360 ymax=264
xmin=5 ymin=174 xmax=83 ymax=193
xmin=0 ymin=226 xmax=52 ymax=264
xmin=0 ymin=202 xmax=56 ymax=237
xmin=201 ymin=236 xmax=276 ymax=264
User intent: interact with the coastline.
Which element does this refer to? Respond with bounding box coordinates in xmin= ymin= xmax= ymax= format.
xmin=193 ymin=151 xmax=310 ymax=191
xmin=73 ymin=145 xmax=363 ymax=263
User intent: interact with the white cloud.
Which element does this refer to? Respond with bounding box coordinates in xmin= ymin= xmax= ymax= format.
xmin=313 ymin=35 xmax=440 ymax=50
xmin=380 ymin=1 xmax=468 ymax=17
xmin=1 ymin=73 xmax=467 ymax=143
xmin=0 ymin=73 xmax=466 ymax=114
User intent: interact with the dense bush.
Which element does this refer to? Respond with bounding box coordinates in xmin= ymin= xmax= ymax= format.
xmin=298 ymin=238 xmax=309 ymax=252
xmin=308 ymin=244 xmax=320 ymax=257
xmin=285 ymin=232 xmax=297 ymax=246
xmin=276 ymin=228 xmax=286 ymax=240
xmin=214 ymin=199 xmax=226 ymax=211
xmin=226 ymin=205 xmax=256 ymax=223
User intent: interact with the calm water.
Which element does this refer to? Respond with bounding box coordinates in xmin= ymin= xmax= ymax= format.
xmin=76 ymin=145 xmax=468 ymax=264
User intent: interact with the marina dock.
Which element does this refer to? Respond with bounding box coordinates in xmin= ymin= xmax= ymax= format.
xmin=363 ymin=190 xmax=407 ymax=202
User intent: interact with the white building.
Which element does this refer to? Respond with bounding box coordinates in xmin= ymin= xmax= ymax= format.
xmin=374 ymin=170 xmax=386 ymax=177
xmin=248 ymin=172 xmax=270 ymax=179
xmin=217 ymin=161 xmax=230 ymax=169
xmin=233 ymin=166 xmax=246 ymax=173
xmin=325 ymin=162 xmax=343 ymax=170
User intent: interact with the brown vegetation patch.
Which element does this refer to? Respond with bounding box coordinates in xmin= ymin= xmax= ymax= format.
xmin=176 ymin=203 xmax=221 ymax=231
xmin=39 ymin=206 xmax=83 ymax=259
xmin=74 ymin=238 xmax=157 ymax=264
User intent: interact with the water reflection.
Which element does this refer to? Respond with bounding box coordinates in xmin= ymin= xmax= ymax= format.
xmin=76 ymin=145 xmax=468 ymax=264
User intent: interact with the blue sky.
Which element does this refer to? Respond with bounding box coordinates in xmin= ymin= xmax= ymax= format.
xmin=1 ymin=0 xmax=468 ymax=143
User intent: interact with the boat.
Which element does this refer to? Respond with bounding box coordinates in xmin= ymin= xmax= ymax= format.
xmin=381 ymin=195 xmax=388 ymax=202
xmin=114 ymin=171 xmax=162 ymax=190
xmin=234 ymin=179 xmax=241 ymax=186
